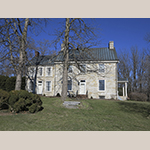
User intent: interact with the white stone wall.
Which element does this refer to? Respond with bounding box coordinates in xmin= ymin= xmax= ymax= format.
xmin=27 ymin=62 xmax=118 ymax=99
xmin=53 ymin=62 xmax=118 ymax=99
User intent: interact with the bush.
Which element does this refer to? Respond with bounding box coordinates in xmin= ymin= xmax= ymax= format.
xmin=0 ymin=75 xmax=9 ymax=91
xmin=129 ymin=92 xmax=148 ymax=101
xmin=0 ymin=90 xmax=43 ymax=113
xmin=0 ymin=89 xmax=10 ymax=109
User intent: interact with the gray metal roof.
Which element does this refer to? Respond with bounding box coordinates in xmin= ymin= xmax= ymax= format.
xmin=28 ymin=47 xmax=119 ymax=66
xmin=55 ymin=47 xmax=118 ymax=62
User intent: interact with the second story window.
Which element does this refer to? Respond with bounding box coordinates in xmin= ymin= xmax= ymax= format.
xmin=68 ymin=66 xmax=72 ymax=73
xmin=30 ymin=67 xmax=35 ymax=77
xmin=79 ymin=64 xmax=86 ymax=73
xmin=99 ymin=64 xmax=105 ymax=73
xmin=46 ymin=67 xmax=52 ymax=76
xmin=38 ymin=67 xmax=43 ymax=76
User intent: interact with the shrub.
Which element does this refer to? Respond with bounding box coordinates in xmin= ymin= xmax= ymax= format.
xmin=0 ymin=89 xmax=10 ymax=109
xmin=129 ymin=92 xmax=148 ymax=101
xmin=13 ymin=98 xmax=26 ymax=113
xmin=2 ymin=90 xmax=43 ymax=113
xmin=28 ymin=103 xmax=42 ymax=113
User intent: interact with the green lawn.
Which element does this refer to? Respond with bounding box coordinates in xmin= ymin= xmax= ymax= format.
xmin=0 ymin=97 xmax=150 ymax=131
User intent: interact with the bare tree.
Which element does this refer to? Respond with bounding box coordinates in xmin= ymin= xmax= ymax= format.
xmin=130 ymin=46 xmax=139 ymax=92
xmin=118 ymin=49 xmax=132 ymax=93
xmin=53 ymin=18 xmax=100 ymax=101
xmin=0 ymin=18 xmax=49 ymax=90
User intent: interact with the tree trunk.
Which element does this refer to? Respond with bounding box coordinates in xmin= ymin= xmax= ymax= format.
xmin=15 ymin=18 xmax=29 ymax=90
xmin=61 ymin=18 xmax=70 ymax=101
xmin=15 ymin=70 xmax=22 ymax=90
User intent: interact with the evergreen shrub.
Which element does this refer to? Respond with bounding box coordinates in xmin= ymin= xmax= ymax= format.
xmin=0 ymin=90 xmax=43 ymax=113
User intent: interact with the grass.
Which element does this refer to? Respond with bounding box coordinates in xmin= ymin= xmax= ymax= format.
xmin=0 ymin=97 xmax=150 ymax=131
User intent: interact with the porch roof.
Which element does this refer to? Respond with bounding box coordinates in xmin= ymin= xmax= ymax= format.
xmin=118 ymin=78 xmax=128 ymax=82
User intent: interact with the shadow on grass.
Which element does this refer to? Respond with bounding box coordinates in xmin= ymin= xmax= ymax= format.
xmin=117 ymin=101 xmax=150 ymax=118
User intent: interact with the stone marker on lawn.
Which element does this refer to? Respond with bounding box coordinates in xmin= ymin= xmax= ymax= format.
xmin=63 ymin=101 xmax=80 ymax=109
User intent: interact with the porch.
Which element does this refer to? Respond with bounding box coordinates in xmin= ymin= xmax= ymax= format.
xmin=117 ymin=78 xmax=128 ymax=101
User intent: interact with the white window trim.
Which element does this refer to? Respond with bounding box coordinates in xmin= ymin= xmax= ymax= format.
xmin=45 ymin=81 xmax=51 ymax=92
xmin=45 ymin=66 xmax=52 ymax=76
xmin=38 ymin=67 xmax=44 ymax=77
xmin=98 ymin=80 xmax=106 ymax=91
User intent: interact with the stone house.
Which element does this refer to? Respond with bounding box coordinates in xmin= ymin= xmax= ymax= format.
xmin=26 ymin=41 xmax=128 ymax=100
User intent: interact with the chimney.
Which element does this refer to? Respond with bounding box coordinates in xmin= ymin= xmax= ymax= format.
xmin=109 ymin=41 xmax=114 ymax=49
xmin=35 ymin=51 xmax=40 ymax=57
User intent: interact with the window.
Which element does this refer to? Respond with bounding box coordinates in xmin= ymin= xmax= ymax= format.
xmin=99 ymin=64 xmax=105 ymax=73
xmin=79 ymin=64 xmax=86 ymax=73
xmin=68 ymin=79 xmax=72 ymax=91
xmin=29 ymin=80 xmax=33 ymax=91
xmin=68 ymin=66 xmax=72 ymax=73
xmin=38 ymin=67 xmax=43 ymax=76
xmin=30 ymin=67 xmax=35 ymax=77
xmin=99 ymin=80 xmax=105 ymax=90
xmin=46 ymin=67 xmax=52 ymax=76
xmin=46 ymin=81 xmax=51 ymax=92
xmin=99 ymin=96 xmax=105 ymax=99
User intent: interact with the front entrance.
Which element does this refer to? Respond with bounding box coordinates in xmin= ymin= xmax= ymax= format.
xmin=37 ymin=81 xmax=43 ymax=94
xmin=79 ymin=80 xmax=86 ymax=94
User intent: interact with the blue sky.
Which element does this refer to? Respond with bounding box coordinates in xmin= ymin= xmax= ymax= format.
xmin=31 ymin=18 xmax=150 ymax=55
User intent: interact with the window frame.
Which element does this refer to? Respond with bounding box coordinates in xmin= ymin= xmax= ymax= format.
xmin=29 ymin=80 xmax=34 ymax=91
xmin=68 ymin=65 xmax=73 ymax=73
xmin=45 ymin=66 xmax=52 ymax=76
xmin=29 ymin=67 xmax=35 ymax=77
xmin=98 ymin=80 xmax=106 ymax=91
xmin=45 ymin=81 xmax=51 ymax=92
xmin=79 ymin=64 xmax=86 ymax=73
xmin=38 ymin=67 xmax=43 ymax=76
xmin=67 ymin=79 xmax=72 ymax=91
xmin=99 ymin=64 xmax=105 ymax=73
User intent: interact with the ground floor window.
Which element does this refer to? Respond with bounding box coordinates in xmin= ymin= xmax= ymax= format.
xmin=99 ymin=96 xmax=105 ymax=99
xmin=68 ymin=80 xmax=72 ymax=91
xmin=99 ymin=80 xmax=105 ymax=90
xmin=29 ymin=80 xmax=33 ymax=91
xmin=46 ymin=81 xmax=51 ymax=91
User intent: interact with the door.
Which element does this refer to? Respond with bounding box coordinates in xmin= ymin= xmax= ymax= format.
xmin=37 ymin=81 xmax=43 ymax=94
xmin=79 ymin=80 xmax=86 ymax=94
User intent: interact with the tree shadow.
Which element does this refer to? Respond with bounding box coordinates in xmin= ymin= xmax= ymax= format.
xmin=117 ymin=101 xmax=150 ymax=118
